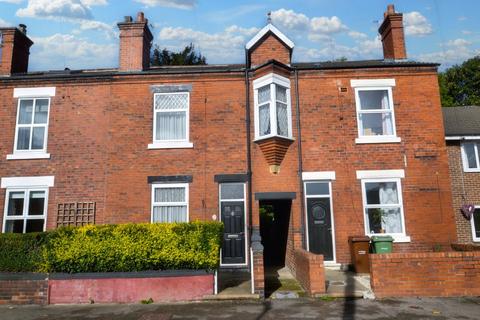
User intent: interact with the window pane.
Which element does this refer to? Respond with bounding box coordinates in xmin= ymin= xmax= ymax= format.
xmin=259 ymin=103 xmax=271 ymax=136
xmin=28 ymin=191 xmax=45 ymax=216
xmin=8 ymin=192 xmax=24 ymax=216
xmin=360 ymin=112 xmax=393 ymax=136
xmin=18 ymin=99 xmax=33 ymax=124
xmin=306 ymin=182 xmax=329 ymax=196
xmin=365 ymin=182 xmax=399 ymax=205
xmin=155 ymin=187 xmax=185 ymax=203
xmin=276 ymin=102 xmax=289 ymax=136
xmin=17 ymin=127 xmax=31 ymax=150
xmin=34 ymin=99 xmax=49 ymax=124
xmin=474 ymin=209 xmax=480 ymax=238
xmin=359 ymin=90 xmax=390 ymax=110
xmin=153 ymin=206 xmax=187 ymax=223
xmin=155 ymin=93 xmax=188 ymax=110
xmin=221 ymin=184 xmax=244 ymax=200
xmin=26 ymin=219 xmax=44 ymax=232
xmin=4 ymin=220 xmax=24 ymax=233
xmin=258 ymin=85 xmax=271 ymax=104
xmin=367 ymin=207 xmax=402 ymax=234
xmin=276 ymin=85 xmax=287 ymax=103
xmin=31 ymin=127 xmax=45 ymax=150
xmin=156 ymin=111 xmax=186 ymax=141
xmin=464 ymin=143 xmax=478 ymax=169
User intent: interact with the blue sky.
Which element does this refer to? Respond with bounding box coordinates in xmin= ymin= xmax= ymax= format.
xmin=0 ymin=0 xmax=479 ymax=71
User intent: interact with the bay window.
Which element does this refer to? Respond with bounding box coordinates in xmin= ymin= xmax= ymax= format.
xmin=254 ymin=73 xmax=293 ymax=140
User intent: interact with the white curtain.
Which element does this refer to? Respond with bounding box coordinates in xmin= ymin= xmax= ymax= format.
xmin=155 ymin=187 xmax=185 ymax=202
xmin=156 ymin=112 xmax=186 ymax=140
xmin=381 ymin=91 xmax=393 ymax=135
xmin=379 ymin=182 xmax=402 ymax=233
xmin=153 ymin=206 xmax=187 ymax=223
xmin=276 ymin=102 xmax=288 ymax=136
xmin=259 ymin=104 xmax=270 ymax=135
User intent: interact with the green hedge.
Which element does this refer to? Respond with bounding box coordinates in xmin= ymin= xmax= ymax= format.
xmin=0 ymin=222 xmax=223 ymax=273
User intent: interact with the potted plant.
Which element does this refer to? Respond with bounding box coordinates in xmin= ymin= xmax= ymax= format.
xmin=370 ymin=208 xmax=386 ymax=234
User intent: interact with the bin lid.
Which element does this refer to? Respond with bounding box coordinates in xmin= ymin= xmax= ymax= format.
xmin=371 ymin=235 xmax=394 ymax=242
xmin=348 ymin=236 xmax=371 ymax=242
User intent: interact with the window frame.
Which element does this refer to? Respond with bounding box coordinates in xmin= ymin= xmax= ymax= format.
xmin=149 ymin=91 xmax=193 ymax=149
xmin=360 ymin=177 xmax=408 ymax=242
xmin=253 ymin=73 xmax=293 ymax=141
xmin=472 ymin=206 xmax=480 ymax=242
xmin=2 ymin=187 xmax=48 ymax=233
xmin=12 ymin=97 xmax=51 ymax=157
xmin=218 ymin=182 xmax=248 ymax=267
xmin=461 ymin=142 xmax=480 ymax=172
xmin=150 ymin=183 xmax=189 ymax=223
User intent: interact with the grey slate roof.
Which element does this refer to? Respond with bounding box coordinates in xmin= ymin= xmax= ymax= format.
xmin=443 ymin=106 xmax=480 ymax=136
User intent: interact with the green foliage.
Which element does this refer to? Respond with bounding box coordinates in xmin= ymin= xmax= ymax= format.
xmin=439 ymin=56 xmax=480 ymax=107
xmin=0 ymin=232 xmax=47 ymax=272
xmin=151 ymin=43 xmax=207 ymax=66
xmin=0 ymin=222 xmax=223 ymax=273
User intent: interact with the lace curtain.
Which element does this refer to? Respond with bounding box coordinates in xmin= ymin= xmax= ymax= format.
xmin=379 ymin=182 xmax=402 ymax=233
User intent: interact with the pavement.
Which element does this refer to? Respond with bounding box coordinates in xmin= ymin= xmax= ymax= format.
xmin=1 ymin=297 xmax=480 ymax=319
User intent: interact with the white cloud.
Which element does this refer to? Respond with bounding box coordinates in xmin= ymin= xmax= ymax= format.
xmin=0 ymin=0 xmax=24 ymax=3
xmin=417 ymin=38 xmax=478 ymax=68
xmin=404 ymin=11 xmax=433 ymax=36
xmin=458 ymin=16 xmax=467 ymax=21
xmin=29 ymin=33 xmax=117 ymax=70
xmin=348 ymin=30 xmax=368 ymax=40
xmin=0 ymin=18 xmax=13 ymax=27
xmin=270 ymin=9 xmax=309 ymax=31
xmin=310 ymin=16 xmax=347 ymax=34
xmin=134 ymin=0 xmax=196 ymax=9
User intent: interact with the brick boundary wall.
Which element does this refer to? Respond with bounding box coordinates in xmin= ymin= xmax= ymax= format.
xmin=370 ymin=252 xmax=480 ymax=298
xmin=0 ymin=271 xmax=214 ymax=305
xmin=288 ymin=249 xmax=325 ymax=296
xmin=0 ymin=274 xmax=48 ymax=305
xmin=451 ymin=243 xmax=480 ymax=251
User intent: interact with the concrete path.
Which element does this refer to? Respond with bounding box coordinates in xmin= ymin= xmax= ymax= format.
xmin=1 ymin=297 xmax=480 ymax=319
xmin=324 ymin=268 xmax=373 ymax=299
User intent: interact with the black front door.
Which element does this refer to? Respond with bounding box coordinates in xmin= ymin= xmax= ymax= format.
xmin=221 ymin=202 xmax=245 ymax=264
xmin=307 ymin=198 xmax=333 ymax=260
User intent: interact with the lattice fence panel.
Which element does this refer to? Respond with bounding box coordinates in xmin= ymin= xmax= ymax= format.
xmin=57 ymin=202 xmax=95 ymax=227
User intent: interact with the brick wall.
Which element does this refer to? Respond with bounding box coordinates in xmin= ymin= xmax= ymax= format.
xmin=249 ymin=34 xmax=291 ymax=67
xmin=370 ymin=252 xmax=480 ymax=298
xmin=288 ymin=249 xmax=325 ymax=296
xmin=0 ymin=276 xmax=48 ymax=305
xmin=447 ymin=142 xmax=479 ymax=243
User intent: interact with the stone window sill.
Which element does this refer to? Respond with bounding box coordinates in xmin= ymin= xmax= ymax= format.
xmin=6 ymin=153 xmax=51 ymax=160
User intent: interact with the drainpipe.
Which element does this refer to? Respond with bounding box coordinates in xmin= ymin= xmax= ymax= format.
xmin=245 ymin=49 xmax=253 ymax=236
xmin=294 ymin=69 xmax=306 ymax=249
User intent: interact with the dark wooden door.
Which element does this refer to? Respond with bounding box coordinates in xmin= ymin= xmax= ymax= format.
xmin=221 ymin=202 xmax=245 ymax=264
xmin=307 ymin=198 xmax=333 ymax=260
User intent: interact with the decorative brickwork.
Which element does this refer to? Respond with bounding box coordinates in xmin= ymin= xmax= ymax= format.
xmin=370 ymin=252 xmax=480 ymax=298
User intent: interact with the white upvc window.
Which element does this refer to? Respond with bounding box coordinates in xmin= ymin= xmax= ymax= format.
xmin=148 ymin=92 xmax=193 ymax=149
xmin=351 ymin=79 xmax=400 ymax=144
xmin=361 ymin=178 xmax=408 ymax=241
xmin=472 ymin=207 xmax=480 ymax=242
xmin=2 ymin=188 xmax=48 ymax=233
xmin=253 ymin=73 xmax=293 ymax=141
xmin=461 ymin=142 xmax=480 ymax=172
xmin=151 ymin=183 xmax=189 ymax=223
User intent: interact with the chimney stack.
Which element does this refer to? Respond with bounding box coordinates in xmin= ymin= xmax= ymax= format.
xmin=117 ymin=12 xmax=153 ymax=71
xmin=378 ymin=4 xmax=407 ymax=60
xmin=0 ymin=24 xmax=34 ymax=75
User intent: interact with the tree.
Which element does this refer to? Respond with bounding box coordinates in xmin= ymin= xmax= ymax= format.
xmin=151 ymin=43 xmax=207 ymax=66
xmin=439 ymin=56 xmax=480 ymax=107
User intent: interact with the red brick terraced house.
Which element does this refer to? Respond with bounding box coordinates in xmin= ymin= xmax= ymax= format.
xmin=0 ymin=5 xmax=457 ymax=295
xmin=443 ymin=106 xmax=480 ymax=244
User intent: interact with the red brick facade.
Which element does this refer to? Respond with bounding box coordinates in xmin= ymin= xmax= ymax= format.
xmin=370 ymin=252 xmax=480 ymax=298
xmin=0 ymin=6 xmax=458 ymax=293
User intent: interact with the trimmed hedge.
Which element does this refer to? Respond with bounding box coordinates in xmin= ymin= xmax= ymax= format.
xmin=0 ymin=222 xmax=223 ymax=273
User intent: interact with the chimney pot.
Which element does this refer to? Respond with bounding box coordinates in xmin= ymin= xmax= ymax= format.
xmin=124 ymin=16 xmax=132 ymax=23
xmin=18 ymin=24 xmax=27 ymax=34
xmin=136 ymin=12 xmax=145 ymax=22
xmin=387 ymin=4 xmax=395 ymax=14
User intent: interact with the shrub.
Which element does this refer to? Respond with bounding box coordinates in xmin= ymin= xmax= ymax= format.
xmin=0 ymin=232 xmax=47 ymax=272
xmin=0 ymin=222 xmax=223 ymax=273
